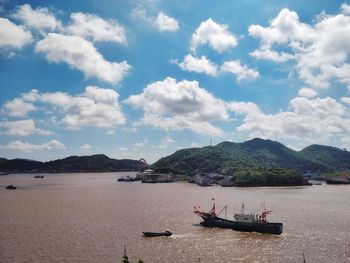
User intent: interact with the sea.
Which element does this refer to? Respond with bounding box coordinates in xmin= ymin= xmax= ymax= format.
xmin=0 ymin=172 xmax=349 ymax=263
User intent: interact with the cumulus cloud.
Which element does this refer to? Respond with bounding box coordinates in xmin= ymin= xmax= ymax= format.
xmin=131 ymin=7 xmax=179 ymax=32
xmin=341 ymin=97 xmax=350 ymax=105
xmin=0 ymin=119 xmax=51 ymax=136
xmin=35 ymin=33 xmax=131 ymax=85
xmin=229 ymin=96 xmax=350 ymax=145
xmin=9 ymin=86 xmax=126 ymax=130
xmin=341 ymin=3 xmax=350 ymax=14
xmin=124 ymin=77 xmax=230 ymax=136
xmin=0 ymin=18 xmax=32 ymax=49
xmin=155 ymin=12 xmax=179 ymax=32
xmin=4 ymin=98 xmax=36 ymax=117
xmin=250 ymin=49 xmax=294 ymax=63
xmin=249 ymin=6 xmax=350 ymax=90
xmin=190 ymin=18 xmax=237 ymax=53
xmin=298 ymin=88 xmax=318 ymax=98
xmin=221 ymin=60 xmax=259 ymax=82
xmin=11 ymin=4 xmax=62 ymax=32
xmin=80 ymin=144 xmax=92 ymax=152
xmin=3 ymin=140 xmax=65 ymax=152
xmin=176 ymin=54 xmax=218 ymax=76
xmin=66 ymin=12 xmax=126 ymax=43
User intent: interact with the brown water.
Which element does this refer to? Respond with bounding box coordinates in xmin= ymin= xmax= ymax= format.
xmin=0 ymin=173 xmax=349 ymax=263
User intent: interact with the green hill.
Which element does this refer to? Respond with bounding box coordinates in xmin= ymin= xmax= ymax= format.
xmin=300 ymin=144 xmax=350 ymax=171
xmin=0 ymin=154 xmax=144 ymax=173
xmin=152 ymin=138 xmax=349 ymax=175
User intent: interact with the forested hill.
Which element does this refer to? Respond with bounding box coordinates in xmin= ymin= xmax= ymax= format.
xmin=0 ymin=154 xmax=145 ymax=173
xmin=152 ymin=138 xmax=350 ymax=175
xmin=300 ymin=144 xmax=350 ymax=171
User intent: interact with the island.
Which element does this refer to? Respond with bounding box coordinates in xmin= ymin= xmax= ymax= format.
xmin=1 ymin=138 xmax=349 ymax=187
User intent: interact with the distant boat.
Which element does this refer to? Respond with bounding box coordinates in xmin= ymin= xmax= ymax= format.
xmin=34 ymin=175 xmax=44 ymax=178
xmin=196 ymin=178 xmax=213 ymax=187
xmin=143 ymin=230 xmax=172 ymax=237
xmin=117 ymin=175 xmax=136 ymax=182
xmin=196 ymin=181 xmax=213 ymax=187
xmin=194 ymin=200 xmax=283 ymax=235
xmin=326 ymin=178 xmax=350 ymax=184
xmin=6 ymin=185 xmax=17 ymax=190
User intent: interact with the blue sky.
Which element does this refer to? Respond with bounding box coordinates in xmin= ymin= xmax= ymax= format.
xmin=1 ymin=0 xmax=350 ymax=163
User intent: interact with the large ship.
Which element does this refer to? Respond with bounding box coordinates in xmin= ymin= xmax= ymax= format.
xmin=194 ymin=199 xmax=283 ymax=235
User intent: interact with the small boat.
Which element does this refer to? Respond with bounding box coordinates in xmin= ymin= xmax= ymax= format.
xmin=196 ymin=179 xmax=213 ymax=187
xmin=143 ymin=230 xmax=172 ymax=237
xmin=194 ymin=199 xmax=283 ymax=235
xmin=34 ymin=175 xmax=45 ymax=178
xmin=6 ymin=185 xmax=17 ymax=190
xmin=118 ymin=176 xmax=136 ymax=182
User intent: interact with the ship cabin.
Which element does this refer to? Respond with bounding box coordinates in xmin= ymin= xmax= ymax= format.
xmin=234 ymin=213 xmax=257 ymax=223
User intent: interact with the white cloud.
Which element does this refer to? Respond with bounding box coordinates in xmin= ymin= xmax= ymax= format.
xmin=221 ymin=60 xmax=259 ymax=82
xmin=249 ymin=6 xmax=350 ymax=91
xmin=131 ymin=8 xmax=179 ymax=32
xmin=298 ymin=88 xmax=318 ymax=98
xmin=0 ymin=119 xmax=51 ymax=136
xmin=250 ymin=49 xmax=294 ymax=63
xmin=340 ymin=137 xmax=350 ymax=150
xmin=4 ymin=98 xmax=36 ymax=117
xmin=190 ymin=18 xmax=237 ymax=53
xmin=124 ymin=77 xmax=230 ymax=136
xmin=341 ymin=97 xmax=350 ymax=105
xmin=11 ymin=86 xmax=126 ymax=130
xmin=23 ymin=89 xmax=71 ymax=107
xmin=0 ymin=18 xmax=32 ymax=49
xmin=35 ymin=33 xmax=131 ymax=85
xmin=155 ymin=12 xmax=179 ymax=32
xmin=190 ymin=142 xmax=200 ymax=148
xmin=57 ymin=86 xmax=126 ymax=129
xmin=135 ymin=139 xmax=148 ymax=148
xmin=11 ymin=4 xmax=62 ymax=32
xmin=3 ymin=140 xmax=66 ymax=152
xmin=229 ymin=96 xmax=350 ymax=146
xmin=130 ymin=7 xmax=149 ymax=22
xmin=177 ymin=54 xmax=218 ymax=76
xmin=159 ymin=135 xmax=175 ymax=149
xmin=66 ymin=12 xmax=126 ymax=43
xmin=80 ymin=144 xmax=92 ymax=152
xmin=341 ymin=3 xmax=350 ymax=14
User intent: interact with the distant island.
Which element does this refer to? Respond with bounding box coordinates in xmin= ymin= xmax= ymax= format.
xmin=151 ymin=138 xmax=350 ymax=186
xmin=1 ymin=138 xmax=350 ymax=187
xmin=0 ymin=154 xmax=145 ymax=173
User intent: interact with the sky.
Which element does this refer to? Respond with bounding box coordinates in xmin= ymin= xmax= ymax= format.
xmin=1 ymin=0 xmax=350 ymax=163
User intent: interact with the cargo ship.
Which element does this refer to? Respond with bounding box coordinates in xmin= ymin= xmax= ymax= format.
xmin=194 ymin=199 xmax=283 ymax=235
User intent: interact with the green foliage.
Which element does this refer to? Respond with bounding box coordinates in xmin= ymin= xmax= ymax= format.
xmin=122 ymin=255 xmax=129 ymax=263
xmin=121 ymin=255 xmax=144 ymax=263
xmin=233 ymin=167 xmax=304 ymax=187
xmin=301 ymin=145 xmax=350 ymax=171
xmin=320 ymin=171 xmax=350 ymax=179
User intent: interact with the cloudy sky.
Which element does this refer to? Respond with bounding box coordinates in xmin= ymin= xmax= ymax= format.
xmin=1 ymin=0 xmax=350 ymax=163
